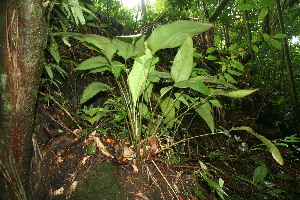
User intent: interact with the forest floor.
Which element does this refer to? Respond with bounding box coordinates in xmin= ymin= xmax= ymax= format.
xmin=29 ymin=95 xmax=300 ymax=200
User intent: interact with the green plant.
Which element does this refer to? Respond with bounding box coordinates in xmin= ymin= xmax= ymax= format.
xmin=194 ymin=161 xmax=228 ymax=200
xmin=52 ymin=20 xmax=282 ymax=163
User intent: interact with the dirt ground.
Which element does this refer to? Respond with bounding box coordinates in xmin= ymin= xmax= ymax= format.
xmin=28 ymin=100 xmax=300 ymax=200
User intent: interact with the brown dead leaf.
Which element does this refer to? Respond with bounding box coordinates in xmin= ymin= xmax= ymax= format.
xmin=103 ymin=138 xmax=115 ymax=144
xmin=134 ymin=192 xmax=149 ymax=200
xmin=147 ymin=136 xmax=158 ymax=162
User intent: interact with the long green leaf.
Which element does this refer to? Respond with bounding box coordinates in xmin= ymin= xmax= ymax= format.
xmin=195 ymin=100 xmax=214 ymax=132
xmin=171 ymin=36 xmax=194 ymax=82
xmin=80 ymin=82 xmax=111 ymax=104
xmin=52 ymin=32 xmax=116 ymax=60
xmin=147 ymin=20 xmax=212 ymax=53
xmin=68 ymin=0 xmax=85 ymax=25
xmin=226 ymin=89 xmax=258 ymax=98
xmin=174 ymin=79 xmax=210 ymax=95
xmin=253 ymin=164 xmax=268 ymax=184
xmin=230 ymin=126 xmax=284 ymax=165
xmin=128 ymin=49 xmax=156 ymax=105
xmin=47 ymin=36 xmax=60 ymax=64
xmin=112 ymin=35 xmax=145 ymax=60
xmin=160 ymin=97 xmax=176 ymax=128
xmin=192 ymin=76 xmax=237 ymax=89
xmin=74 ymin=56 xmax=109 ymax=71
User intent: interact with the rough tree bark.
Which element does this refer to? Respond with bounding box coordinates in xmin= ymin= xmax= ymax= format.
xmin=0 ymin=0 xmax=47 ymax=199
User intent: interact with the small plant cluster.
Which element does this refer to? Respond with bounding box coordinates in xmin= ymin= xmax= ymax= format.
xmin=50 ymin=20 xmax=285 ymax=166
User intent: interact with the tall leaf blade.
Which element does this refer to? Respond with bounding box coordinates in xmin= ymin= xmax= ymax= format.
xmin=68 ymin=0 xmax=86 ymax=25
xmin=253 ymin=164 xmax=268 ymax=184
xmin=226 ymin=89 xmax=258 ymax=98
xmin=74 ymin=56 xmax=109 ymax=71
xmin=147 ymin=20 xmax=212 ymax=53
xmin=80 ymin=82 xmax=111 ymax=104
xmin=112 ymin=35 xmax=145 ymax=60
xmin=195 ymin=101 xmax=214 ymax=132
xmin=174 ymin=79 xmax=210 ymax=95
xmin=52 ymin=32 xmax=116 ymax=60
xmin=128 ymin=49 xmax=154 ymax=105
xmin=230 ymin=126 xmax=284 ymax=165
xmin=160 ymin=97 xmax=176 ymax=128
xmin=171 ymin=37 xmax=194 ymax=82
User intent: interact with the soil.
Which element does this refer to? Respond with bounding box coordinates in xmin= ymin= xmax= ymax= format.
xmin=29 ymin=97 xmax=300 ymax=200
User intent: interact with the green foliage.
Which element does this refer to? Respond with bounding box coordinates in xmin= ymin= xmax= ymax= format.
xmin=79 ymin=82 xmax=110 ymax=104
xmin=146 ymin=20 xmax=212 ymax=53
xmin=194 ymin=161 xmax=228 ymax=200
xmin=230 ymin=126 xmax=284 ymax=165
xmin=253 ymin=163 xmax=268 ymax=185
xmin=78 ymin=105 xmax=110 ymax=125
xmin=53 ymin=20 xmax=266 ymax=161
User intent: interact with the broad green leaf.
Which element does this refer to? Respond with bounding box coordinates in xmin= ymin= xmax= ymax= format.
xmin=238 ymin=4 xmax=254 ymax=11
xmin=52 ymin=32 xmax=116 ymax=60
xmin=207 ymin=47 xmax=216 ymax=53
xmin=147 ymin=20 xmax=212 ymax=53
xmin=143 ymin=83 xmax=154 ymax=103
xmin=175 ymin=79 xmax=210 ymax=95
xmin=128 ymin=48 xmax=154 ymax=105
xmin=209 ymin=99 xmax=222 ymax=108
xmin=205 ymin=179 xmax=227 ymax=200
xmin=253 ymin=164 xmax=268 ymax=184
xmin=74 ymin=56 xmax=109 ymax=71
xmin=80 ymin=82 xmax=111 ymax=104
xmin=68 ymin=1 xmax=100 ymax=23
xmin=171 ymin=37 xmax=194 ymax=82
xmin=263 ymin=33 xmax=271 ymax=41
xmin=193 ymin=76 xmax=237 ymax=89
xmin=175 ymin=93 xmax=189 ymax=106
xmin=252 ymin=45 xmax=259 ymax=52
xmin=45 ymin=64 xmax=54 ymax=79
xmin=89 ymin=67 xmax=110 ymax=73
xmin=160 ymin=97 xmax=176 ymax=128
xmin=87 ymin=145 xmax=95 ymax=155
xmin=110 ymin=61 xmax=125 ymax=78
xmin=258 ymin=8 xmax=269 ymax=22
xmin=148 ymin=70 xmax=170 ymax=82
xmin=226 ymin=89 xmax=258 ymax=98
xmin=270 ymin=39 xmax=282 ymax=49
xmin=230 ymin=126 xmax=284 ymax=165
xmin=113 ymin=34 xmax=145 ymax=60
xmin=205 ymin=55 xmax=217 ymax=60
xmin=160 ymin=86 xmax=172 ymax=97
xmin=195 ymin=100 xmax=214 ymax=132
xmin=68 ymin=0 xmax=85 ymax=25
xmin=228 ymin=69 xmax=243 ymax=76
xmin=48 ymin=36 xmax=60 ymax=64
xmin=273 ymin=34 xmax=287 ymax=39
xmin=224 ymin=73 xmax=237 ymax=84
xmin=251 ymin=36 xmax=259 ymax=43
xmin=231 ymin=60 xmax=244 ymax=71
xmin=139 ymin=102 xmax=149 ymax=118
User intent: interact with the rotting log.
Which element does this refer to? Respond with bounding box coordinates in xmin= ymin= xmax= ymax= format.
xmin=0 ymin=0 xmax=47 ymax=198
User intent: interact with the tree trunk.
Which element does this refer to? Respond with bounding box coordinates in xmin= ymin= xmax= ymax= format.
xmin=0 ymin=0 xmax=47 ymax=199
xmin=276 ymin=0 xmax=300 ymax=132
xmin=208 ymin=0 xmax=230 ymax=23
xmin=243 ymin=9 xmax=254 ymax=60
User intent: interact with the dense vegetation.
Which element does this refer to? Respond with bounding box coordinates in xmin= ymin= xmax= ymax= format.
xmin=1 ymin=0 xmax=299 ymax=199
